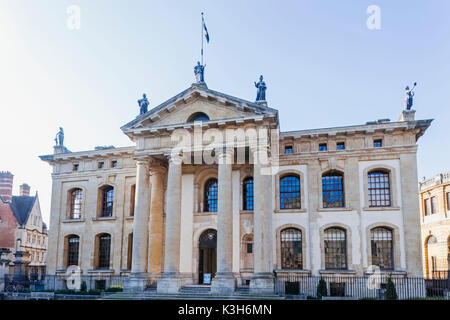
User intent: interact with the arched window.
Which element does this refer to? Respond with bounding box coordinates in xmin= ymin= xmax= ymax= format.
xmin=97 ymin=234 xmax=111 ymax=269
xmin=281 ymin=228 xmax=302 ymax=269
xmin=368 ymin=170 xmax=391 ymax=207
xmin=322 ymin=171 xmax=344 ymax=208
xmin=324 ymin=228 xmax=347 ymax=270
xmin=67 ymin=235 xmax=80 ymax=267
xmin=101 ymin=186 xmax=114 ymax=217
xmin=280 ymin=175 xmax=301 ymax=209
xmin=427 ymin=235 xmax=437 ymax=245
xmin=187 ymin=112 xmax=210 ymax=122
xmin=243 ymin=177 xmax=254 ymax=210
xmin=204 ymin=178 xmax=218 ymax=212
xmin=69 ymin=188 xmax=83 ymax=219
xmin=370 ymin=227 xmax=394 ymax=270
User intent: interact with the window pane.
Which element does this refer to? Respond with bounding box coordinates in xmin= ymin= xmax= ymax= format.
xmin=102 ymin=187 xmax=114 ymax=217
xmin=322 ymin=173 xmax=344 ymax=208
xmin=280 ymin=175 xmax=301 ymax=209
xmin=324 ymin=228 xmax=347 ymax=269
xmin=98 ymin=234 xmax=111 ymax=269
xmin=67 ymin=236 xmax=79 ymax=266
xmin=204 ymin=179 xmax=218 ymax=212
xmin=368 ymin=171 xmax=391 ymax=207
xmin=243 ymin=177 xmax=254 ymax=210
xmin=70 ymin=189 xmax=83 ymax=219
xmin=370 ymin=227 xmax=393 ymax=270
xmin=281 ymin=228 xmax=302 ymax=269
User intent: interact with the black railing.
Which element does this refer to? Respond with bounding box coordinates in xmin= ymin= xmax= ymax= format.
xmin=274 ymin=273 xmax=450 ymax=299
xmin=2 ymin=273 xmax=449 ymax=299
xmin=3 ymin=274 xmax=127 ymax=292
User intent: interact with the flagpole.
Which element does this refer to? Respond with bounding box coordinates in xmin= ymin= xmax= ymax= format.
xmin=201 ymin=12 xmax=204 ymax=65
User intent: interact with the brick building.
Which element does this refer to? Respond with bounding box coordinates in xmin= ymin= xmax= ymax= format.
xmin=0 ymin=171 xmax=48 ymax=277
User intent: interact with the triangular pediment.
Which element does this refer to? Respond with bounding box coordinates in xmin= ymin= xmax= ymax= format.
xmin=121 ymin=84 xmax=278 ymax=135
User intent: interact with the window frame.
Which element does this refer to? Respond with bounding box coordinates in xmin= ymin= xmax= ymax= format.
xmin=97 ymin=234 xmax=111 ymax=269
xmin=242 ymin=176 xmax=254 ymax=211
xmin=100 ymin=186 xmax=114 ymax=217
xmin=370 ymin=227 xmax=394 ymax=270
xmin=321 ymin=171 xmax=345 ymax=208
xmin=367 ymin=170 xmax=391 ymax=207
xmin=284 ymin=145 xmax=293 ymax=154
xmin=204 ymin=178 xmax=218 ymax=213
xmin=280 ymin=228 xmax=303 ymax=269
xmin=279 ymin=175 xmax=301 ymax=210
xmin=324 ymin=227 xmax=348 ymax=270
xmin=69 ymin=188 xmax=83 ymax=219
xmin=67 ymin=235 xmax=80 ymax=267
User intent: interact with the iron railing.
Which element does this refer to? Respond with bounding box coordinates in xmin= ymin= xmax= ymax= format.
xmin=3 ymin=274 xmax=127 ymax=292
xmin=2 ymin=273 xmax=449 ymax=299
xmin=274 ymin=273 xmax=450 ymax=299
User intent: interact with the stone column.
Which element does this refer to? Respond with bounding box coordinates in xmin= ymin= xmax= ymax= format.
xmin=250 ymin=147 xmax=275 ymax=294
xmin=125 ymin=159 xmax=151 ymax=291
xmin=148 ymin=167 xmax=165 ymax=282
xmin=157 ymin=154 xmax=183 ymax=294
xmin=211 ymin=148 xmax=235 ymax=295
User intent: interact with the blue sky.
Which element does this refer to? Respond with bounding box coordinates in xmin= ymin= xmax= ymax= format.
xmin=1 ymin=0 xmax=449 ymax=223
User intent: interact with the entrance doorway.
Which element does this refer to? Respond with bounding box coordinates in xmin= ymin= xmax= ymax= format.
xmin=198 ymin=229 xmax=217 ymax=284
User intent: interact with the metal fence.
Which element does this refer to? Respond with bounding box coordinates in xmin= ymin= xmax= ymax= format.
xmin=3 ymin=274 xmax=127 ymax=292
xmin=3 ymin=273 xmax=450 ymax=299
xmin=274 ymin=273 xmax=450 ymax=299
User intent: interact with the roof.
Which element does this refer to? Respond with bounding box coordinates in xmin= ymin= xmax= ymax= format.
xmin=9 ymin=195 xmax=37 ymax=226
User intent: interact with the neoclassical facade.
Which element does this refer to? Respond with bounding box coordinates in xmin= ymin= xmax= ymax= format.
xmin=419 ymin=172 xmax=450 ymax=278
xmin=40 ymin=76 xmax=431 ymax=294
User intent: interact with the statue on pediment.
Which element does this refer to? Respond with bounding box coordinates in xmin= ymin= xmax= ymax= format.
xmin=54 ymin=127 xmax=64 ymax=146
xmin=194 ymin=61 xmax=205 ymax=83
xmin=138 ymin=93 xmax=149 ymax=115
xmin=405 ymin=82 xmax=416 ymax=110
xmin=255 ymin=75 xmax=266 ymax=101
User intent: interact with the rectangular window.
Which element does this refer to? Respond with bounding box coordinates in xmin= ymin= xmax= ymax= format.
xmin=284 ymin=146 xmax=293 ymax=154
xmin=247 ymin=243 xmax=253 ymax=254
xmin=111 ymin=160 xmax=117 ymax=168
xmin=373 ymin=139 xmax=382 ymax=148
xmin=98 ymin=162 xmax=104 ymax=169
xmin=336 ymin=142 xmax=345 ymax=150
xmin=447 ymin=193 xmax=450 ymax=211
xmin=424 ymin=198 xmax=430 ymax=216
xmin=73 ymin=164 xmax=79 ymax=171
xmin=431 ymin=197 xmax=437 ymax=214
xmin=319 ymin=143 xmax=327 ymax=151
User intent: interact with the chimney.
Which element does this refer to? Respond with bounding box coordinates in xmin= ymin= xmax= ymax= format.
xmin=19 ymin=183 xmax=30 ymax=197
xmin=0 ymin=171 xmax=14 ymax=202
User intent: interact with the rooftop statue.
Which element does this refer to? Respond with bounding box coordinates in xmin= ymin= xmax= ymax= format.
xmin=54 ymin=127 xmax=64 ymax=146
xmin=138 ymin=93 xmax=149 ymax=115
xmin=254 ymin=75 xmax=266 ymax=102
xmin=405 ymin=82 xmax=417 ymax=110
xmin=194 ymin=61 xmax=205 ymax=83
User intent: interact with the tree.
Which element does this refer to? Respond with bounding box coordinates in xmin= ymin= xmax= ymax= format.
xmin=385 ymin=275 xmax=398 ymax=300
xmin=316 ymin=278 xmax=328 ymax=299
xmin=80 ymin=281 xmax=87 ymax=292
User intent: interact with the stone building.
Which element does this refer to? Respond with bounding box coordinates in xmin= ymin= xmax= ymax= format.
xmin=40 ymin=71 xmax=431 ymax=294
xmin=419 ymin=172 xmax=450 ymax=278
xmin=0 ymin=171 xmax=48 ymax=277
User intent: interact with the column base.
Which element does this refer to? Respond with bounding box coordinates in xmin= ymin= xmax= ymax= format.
xmin=211 ymin=272 xmax=235 ymax=295
xmin=156 ymin=273 xmax=181 ymax=294
xmin=250 ymin=273 xmax=275 ymax=294
xmin=124 ymin=273 xmax=150 ymax=292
